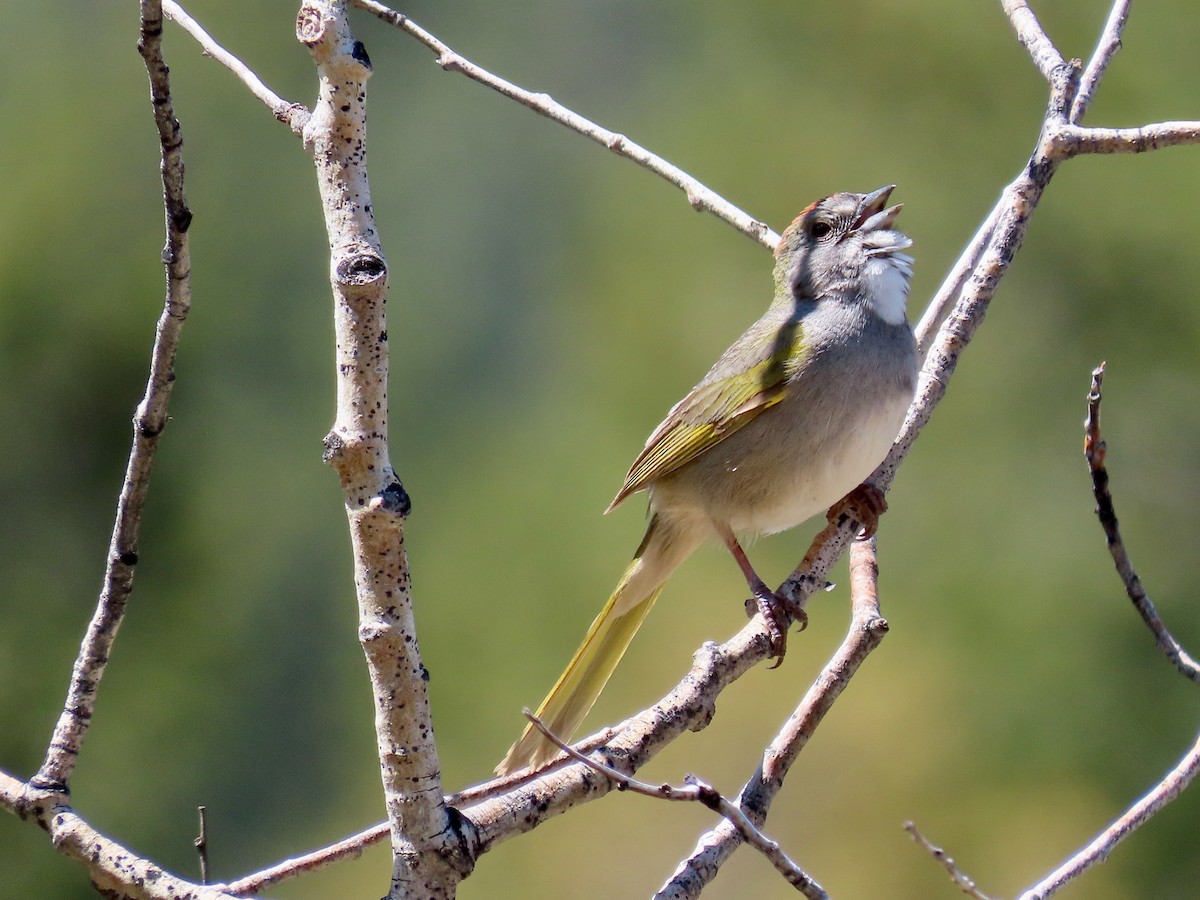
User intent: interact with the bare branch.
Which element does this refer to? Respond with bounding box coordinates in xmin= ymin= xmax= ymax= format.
xmin=657 ymin=539 xmax=887 ymax=898
xmin=349 ymin=0 xmax=778 ymax=250
xmin=1057 ymin=120 xmax=1200 ymax=156
xmin=1071 ymin=0 xmax=1131 ymax=123
xmin=297 ymin=2 xmax=474 ymax=896
xmin=523 ymin=714 xmax=828 ymax=898
xmin=164 ymin=0 xmax=310 ymax=134
xmin=905 ymin=822 xmax=999 ymax=900
xmin=1083 ymin=364 xmax=1200 ymax=680
xmin=1001 ymin=0 xmax=1068 ymax=82
xmin=1017 ymin=727 xmax=1200 ymax=899
xmin=32 ymin=0 xmax=194 ymax=795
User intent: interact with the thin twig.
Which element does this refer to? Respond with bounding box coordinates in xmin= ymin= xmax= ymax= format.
xmin=32 ymin=0 xmax=194 ymax=794
xmin=657 ymin=539 xmax=887 ymax=899
xmin=1084 ymin=364 xmax=1200 ymax=680
xmin=524 ymin=714 xmax=827 ymax=899
xmin=223 ymin=822 xmax=389 ymax=897
xmin=1017 ymin=726 xmax=1200 ymax=900
xmin=195 ymin=806 xmax=210 ymax=885
xmin=349 ymin=0 xmax=778 ymax=249
xmin=454 ymin=725 xmax=625 ymax=796
xmin=1071 ymin=0 xmax=1131 ymax=124
xmin=905 ymin=822 xmax=999 ymax=900
xmin=163 ymin=0 xmax=309 ymax=134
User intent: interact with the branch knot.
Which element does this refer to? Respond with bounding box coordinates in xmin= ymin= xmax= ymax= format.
xmin=335 ymin=251 xmax=387 ymax=287
xmin=295 ymin=4 xmax=330 ymax=47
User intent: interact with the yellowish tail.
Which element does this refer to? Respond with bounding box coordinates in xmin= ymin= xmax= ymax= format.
xmin=496 ymin=515 xmax=695 ymax=775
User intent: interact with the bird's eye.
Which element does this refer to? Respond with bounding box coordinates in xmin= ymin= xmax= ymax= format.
xmin=810 ymin=220 xmax=833 ymax=239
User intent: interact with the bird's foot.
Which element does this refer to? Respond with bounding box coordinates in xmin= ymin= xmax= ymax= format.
xmin=827 ymin=482 xmax=888 ymax=539
xmin=724 ymin=527 xmax=806 ymax=666
xmin=751 ymin=586 xmax=807 ymax=668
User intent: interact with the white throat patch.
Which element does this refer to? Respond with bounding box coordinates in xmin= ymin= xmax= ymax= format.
xmin=862 ymin=253 xmax=912 ymax=326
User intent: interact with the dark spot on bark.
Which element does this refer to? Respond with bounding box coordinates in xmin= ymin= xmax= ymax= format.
xmin=380 ymin=480 xmax=411 ymax=517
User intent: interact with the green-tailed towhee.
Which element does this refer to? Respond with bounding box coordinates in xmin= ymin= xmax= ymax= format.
xmin=498 ymin=185 xmax=918 ymax=775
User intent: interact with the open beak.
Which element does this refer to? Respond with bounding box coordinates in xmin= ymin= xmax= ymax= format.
xmin=854 ymin=184 xmax=903 ymax=232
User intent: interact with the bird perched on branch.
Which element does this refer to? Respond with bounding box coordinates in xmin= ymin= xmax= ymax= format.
xmin=498 ymin=186 xmax=918 ymax=775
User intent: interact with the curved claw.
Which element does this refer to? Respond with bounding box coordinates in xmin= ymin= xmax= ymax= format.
xmin=754 ymin=590 xmax=792 ymax=667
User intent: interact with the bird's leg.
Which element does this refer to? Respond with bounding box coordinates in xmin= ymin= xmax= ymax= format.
xmin=716 ymin=525 xmax=803 ymax=664
xmin=826 ymin=481 xmax=888 ymax=538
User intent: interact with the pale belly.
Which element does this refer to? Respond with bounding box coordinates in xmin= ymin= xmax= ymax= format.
xmin=732 ymin=392 xmax=909 ymax=534
xmin=648 ymin=387 xmax=912 ymax=538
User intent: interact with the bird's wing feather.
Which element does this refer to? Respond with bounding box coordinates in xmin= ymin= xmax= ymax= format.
xmin=609 ymin=321 xmax=808 ymax=509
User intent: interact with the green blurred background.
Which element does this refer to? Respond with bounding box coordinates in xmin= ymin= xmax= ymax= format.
xmin=2 ymin=2 xmax=1199 ymax=897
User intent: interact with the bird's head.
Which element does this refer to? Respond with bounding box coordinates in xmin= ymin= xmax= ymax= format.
xmin=774 ymin=185 xmax=914 ymax=324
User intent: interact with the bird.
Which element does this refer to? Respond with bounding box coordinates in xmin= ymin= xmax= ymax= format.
xmin=497 ymin=185 xmax=918 ymax=775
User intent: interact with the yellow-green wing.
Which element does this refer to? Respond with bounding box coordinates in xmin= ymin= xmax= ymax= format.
xmin=609 ymin=324 xmax=806 ymax=510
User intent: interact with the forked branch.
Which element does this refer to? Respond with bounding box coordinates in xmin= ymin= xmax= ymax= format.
xmin=523 ymin=713 xmax=827 ymax=899
xmin=657 ymin=539 xmax=887 ymax=899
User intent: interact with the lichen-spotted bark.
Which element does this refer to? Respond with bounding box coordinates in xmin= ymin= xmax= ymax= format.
xmin=300 ymin=2 xmax=475 ymax=895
